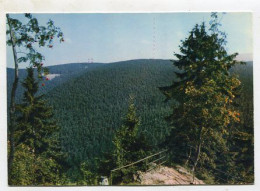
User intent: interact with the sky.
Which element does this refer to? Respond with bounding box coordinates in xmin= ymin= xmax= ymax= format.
xmin=6 ymin=12 xmax=252 ymax=68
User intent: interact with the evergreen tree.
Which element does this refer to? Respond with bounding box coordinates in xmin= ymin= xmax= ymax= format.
xmin=113 ymin=96 xmax=142 ymax=165
xmin=112 ymin=95 xmax=151 ymax=183
xmin=11 ymin=67 xmax=65 ymax=185
xmin=98 ymin=95 xmax=151 ymax=184
xmin=160 ymin=13 xmax=244 ymax=183
xmin=6 ymin=13 xmax=64 ymax=178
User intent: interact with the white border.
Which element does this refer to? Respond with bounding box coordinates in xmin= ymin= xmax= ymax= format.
xmin=0 ymin=0 xmax=259 ymax=191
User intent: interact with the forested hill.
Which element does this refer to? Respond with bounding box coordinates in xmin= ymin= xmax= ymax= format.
xmin=45 ymin=59 xmax=176 ymax=173
xmin=7 ymin=59 xmax=253 ymax=180
xmin=7 ymin=62 xmax=104 ymax=105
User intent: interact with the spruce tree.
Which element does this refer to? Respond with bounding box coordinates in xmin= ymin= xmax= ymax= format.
xmin=99 ymin=95 xmax=151 ymax=184
xmin=113 ymin=95 xmax=151 ymax=166
xmin=12 ymin=67 xmax=65 ymax=185
xmin=160 ymin=13 xmax=244 ymax=183
xmin=112 ymin=95 xmax=151 ymax=183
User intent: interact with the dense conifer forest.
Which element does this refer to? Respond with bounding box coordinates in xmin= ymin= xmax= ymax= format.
xmin=7 ymin=59 xmax=253 ymax=183
xmin=6 ymin=12 xmax=253 ymax=186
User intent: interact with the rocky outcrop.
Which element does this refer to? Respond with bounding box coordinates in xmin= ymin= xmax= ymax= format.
xmin=133 ymin=164 xmax=204 ymax=185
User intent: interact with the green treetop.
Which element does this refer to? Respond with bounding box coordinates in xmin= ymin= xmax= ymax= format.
xmin=160 ymin=13 xmax=244 ymax=183
xmin=112 ymin=95 xmax=151 ymax=183
xmin=11 ymin=67 xmax=65 ymax=185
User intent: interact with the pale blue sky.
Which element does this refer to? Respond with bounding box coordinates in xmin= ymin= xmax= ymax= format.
xmin=7 ymin=13 xmax=252 ymax=68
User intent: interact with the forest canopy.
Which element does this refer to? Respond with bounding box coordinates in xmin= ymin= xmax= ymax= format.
xmin=6 ymin=13 xmax=253 ymax=185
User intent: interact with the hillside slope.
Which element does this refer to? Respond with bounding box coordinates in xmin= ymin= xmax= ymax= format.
xmin=7 ymin=62 xmax=104 ymax=105
xmin=7 ymin=59 xmax=253 ymax=181
xmin=45 ymin=59 xmax=176 ymax=171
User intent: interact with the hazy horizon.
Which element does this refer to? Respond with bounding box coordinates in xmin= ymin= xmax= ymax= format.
xmin=7 ymin=55 xmax=253 ymax=69
xmin=7 ymin=13 xmax=252 ymax=68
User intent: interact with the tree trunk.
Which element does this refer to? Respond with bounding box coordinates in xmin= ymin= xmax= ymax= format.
xmin=185 ymin=146 xmax=192 ymax=166
xmin=191 ymin=127 xmax=203 ymax=183
xmin=7 ymin=14 xmax=19 ymax=182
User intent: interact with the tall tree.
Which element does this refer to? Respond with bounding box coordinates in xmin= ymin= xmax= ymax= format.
xmin=6 ymin=13 xmax=64 ymax=177
xmin=11 ymin=67 xmax=65 ymax=185
xmin=113 ymin=95 xmax=150 ymax=166
xmin=160 ymin=13 xmax=244 ymax=182
xmin=112 ymin=95 xmax=151 ymax=183
xmin=98 ymin=95 xmax=151 ymax=184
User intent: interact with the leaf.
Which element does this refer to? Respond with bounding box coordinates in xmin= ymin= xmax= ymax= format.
xmin=17 ymin=57 xmax=28 ymax=63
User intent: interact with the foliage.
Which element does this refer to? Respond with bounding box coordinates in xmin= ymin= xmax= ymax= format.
xmin=113 ymin=96 xmax=151 ymax=183
xmin=113 ymin=96 xmax=139 ymax=165
xmin=222 ymin=63 xmax=254 ymax=183
xmin=6 ymin=13 xmax=64 ymax=184
xmin=10 ymin=142 xmax=66 ymax=186
xmin=41 ymin=60 xmax=173 ymax=179
xmin=7 ymin=63 xmax=104 ymax=106
xmin=6 ymin=13 xmax=64 ymax=73
xmin=98 ymin=95 xmax=152 ymax=184
xmin=6 ymin=13 xmax=253 ymax=185
xmin=77 ymin=162 xmax=98 ymax=185
xmin=159 ymin=13 xmax=248 ymax=183
xmin=8 ymin=143 xmax=34 ymax=185
xmin=10 ymin=67 xmax=67 ymax=185
xmin=7 ymin=59 xmax=253 ymax=184
xmin=7 ymin=60 xmax=254 ymax=183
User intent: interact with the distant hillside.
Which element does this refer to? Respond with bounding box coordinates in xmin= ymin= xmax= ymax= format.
xmin=45 ymin=59 xmax=175 ymax=172
xmin=7 ymin=59 xmax=253 ymax=180
xmin=7 ymin=62 xmax=104 ymax=105
xmin=231 ymin=61 xmax=253 ymax=95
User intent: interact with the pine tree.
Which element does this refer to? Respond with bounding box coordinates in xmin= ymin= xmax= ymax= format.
xmin=160 ymin=13 xmax=244 ymax=183
xmin=11 ymin=67 xmax=65 ymax=185
xmin=99 ymin=95 xmax=151 ymax=184
xmin=113 ymin=95 xmax=150 ymax=168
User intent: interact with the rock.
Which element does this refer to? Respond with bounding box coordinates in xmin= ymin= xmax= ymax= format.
xmin=133 ymin=171 xmax=143 ymax=182
xmin=99 ymin=176 xmax=109 ymax=185
xmin=176 ymin=165 xmax=190 ymax=175
xmin=134 ymin=165 xmax=204 ymax=185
